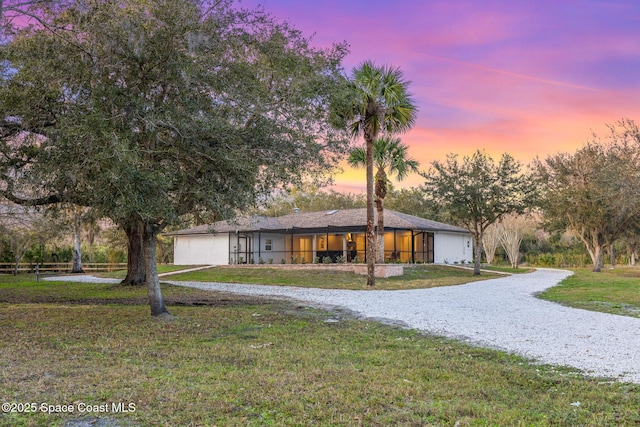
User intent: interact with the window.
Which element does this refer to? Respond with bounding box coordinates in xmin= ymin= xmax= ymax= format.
xmin=265 ymin=239 xmax=272 ymax=251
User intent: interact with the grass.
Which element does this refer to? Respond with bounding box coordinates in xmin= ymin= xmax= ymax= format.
xmin=0 ymin=275 xmax=639 ymax=426
xmin=540 ymin=266 xmax=640 ymax=318
xmin=166 ymin=264 xmax=500 ymax=290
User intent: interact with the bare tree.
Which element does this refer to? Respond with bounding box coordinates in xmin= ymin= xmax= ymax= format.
xmin=497 ymin=213 xmax=532 ymax=269
xmin=481 ymin=223 xmax=500 ymax=265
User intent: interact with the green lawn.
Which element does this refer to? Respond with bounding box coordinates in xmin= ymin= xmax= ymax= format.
xmin=540 ymin=266 xmax=640 ymax=317
xmin=0 ymin=274 xmax=639 ymax=426
xmin=165 ymin=264 xmax=501 ymax=290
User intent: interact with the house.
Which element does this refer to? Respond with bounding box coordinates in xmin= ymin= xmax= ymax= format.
xmin=167 ymin=208 xmax=473 ymax=266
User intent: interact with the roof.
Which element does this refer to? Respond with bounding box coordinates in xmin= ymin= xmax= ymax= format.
xmin=166 ymin=208 xmax=469 ymax=236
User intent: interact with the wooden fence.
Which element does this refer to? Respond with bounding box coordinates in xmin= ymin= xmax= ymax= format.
xmin=0 ymin=262 xmax=127 ymax=274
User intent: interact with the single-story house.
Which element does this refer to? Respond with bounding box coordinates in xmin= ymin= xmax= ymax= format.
xmin=167 ymin=208 xmax=473 ymax=266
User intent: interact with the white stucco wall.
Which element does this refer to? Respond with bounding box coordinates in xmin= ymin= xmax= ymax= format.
xmin=173 ymin=234 xmax=229 ymax=265
xmin=434 ymin=232 xmax=473 ymax=264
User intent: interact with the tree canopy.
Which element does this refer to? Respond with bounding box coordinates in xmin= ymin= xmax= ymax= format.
xmin=534 ymin=119 xmax=640 ymax=272
xmin=421 ymin=150 xmax=536 ymax=275
xmin=0 ymin=0 xmax=351 ymax=315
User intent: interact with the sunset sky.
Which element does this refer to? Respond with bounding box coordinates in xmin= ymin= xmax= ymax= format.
xmin=241 ymin=0 xmax=640 ymax=192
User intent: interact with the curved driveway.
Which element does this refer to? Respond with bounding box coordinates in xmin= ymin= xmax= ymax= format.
xmin=167 ymin=268 xmax=640 ymax=383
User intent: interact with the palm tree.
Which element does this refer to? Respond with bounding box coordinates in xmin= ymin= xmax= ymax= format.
xmin=347 ymin=61 xmax=417 ymax=286
xmin=349 ymin=136 xmax=420 ymax=263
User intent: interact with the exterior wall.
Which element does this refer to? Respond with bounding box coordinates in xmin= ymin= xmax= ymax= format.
xmin=172 ymin=230 xmax=474 ymax=266
xmin=173 ymin=234 xmax=229 ymax=265
xmin=253 ymin=233 xmax=287 ymax=264
xmin=433 ymin=232 xmax=473 ymax=264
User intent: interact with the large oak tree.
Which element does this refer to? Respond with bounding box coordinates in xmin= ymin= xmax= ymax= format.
xmin=0 ymin=0 xmax=351 ymax=315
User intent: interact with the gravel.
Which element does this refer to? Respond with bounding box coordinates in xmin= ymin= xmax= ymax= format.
xmin=48 ymin=269 xmax=640 ymax=383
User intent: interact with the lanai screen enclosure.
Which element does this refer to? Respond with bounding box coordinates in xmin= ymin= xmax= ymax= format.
xmin=168 ymin=209 xmax=473 ymax=265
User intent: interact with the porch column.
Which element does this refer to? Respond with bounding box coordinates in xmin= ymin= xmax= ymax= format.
xmin=326 ymin=227 xmax=329 ymax=261
xmin=411 ymin=230 xmax=415 ymax=264
xmin=312 ymin=235 xmax=316 ymax=262
xmin=393 ymin=229 xmax=397 ymax=262
xmin=343 ymin=234 xmax=347 ymax=259
xmin=363 ymin=227 xmax=367 ymax=262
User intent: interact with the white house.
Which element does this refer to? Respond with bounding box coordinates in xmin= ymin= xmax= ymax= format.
xmin=167 ymin=208 xmax=472 ymax=265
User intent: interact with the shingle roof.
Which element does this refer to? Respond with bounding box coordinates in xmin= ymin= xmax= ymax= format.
xmin=166 ymin=208 xmax=468 ymax=236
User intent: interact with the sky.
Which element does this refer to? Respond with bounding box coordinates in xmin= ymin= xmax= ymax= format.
xmin=240 ymin=0 xmax=640 ymax=193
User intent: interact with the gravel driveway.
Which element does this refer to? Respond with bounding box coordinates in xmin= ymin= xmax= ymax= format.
xmin=49 ymin=268 xmax=640 ymax=383
xmin=166 ymin=268 xmax=640 ymax=384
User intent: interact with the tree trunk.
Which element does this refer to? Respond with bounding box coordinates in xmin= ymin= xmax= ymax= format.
xmin=589 ymin=244 xmax=604 ymax=273
xmin=142 ymin=222 xmax=169 ymax=317
xmin=375 ymin=198 xmax=385 ymax=264
xmin=121 ymin=220 xmax=146 ymax=286
xmin=12 ymin=254 xmax=20 ymax=276
xmin=71 ymin=226 xmax=84 ymax=273
xmin=632 ymin=248 xmax=637 ymax=266
xmin=365 ymin=133 xmax=375 ymax=287
xmin=609 ymin=244 xmax=616 ymax=267
xmin=473 ymin=231 xmax=483 ymax=276
xmin=374 ymin=169 xmax=387 ymax=264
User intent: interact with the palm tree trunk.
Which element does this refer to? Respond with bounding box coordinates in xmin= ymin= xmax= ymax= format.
xmin=375 ymin=169 xmax=387 ymax=264
xmin=375 ymin=198 xmax=384 ymax=263
xmin=365 ymin=133 xmax=376 ymax=287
